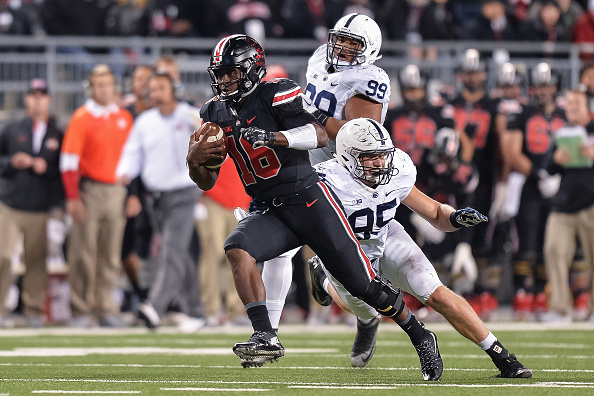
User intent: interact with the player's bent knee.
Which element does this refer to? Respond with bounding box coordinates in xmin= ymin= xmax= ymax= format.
xmin=426 ymin=286 xmax=460 ymax=312
xmin=359 ymin=276 xmax=405 ymax=319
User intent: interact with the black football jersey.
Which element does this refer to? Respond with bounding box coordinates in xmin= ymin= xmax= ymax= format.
xmin=385 ymin=104 xmax=455 ymax=165
xmin=200 ymin=79 xmax=319 ymax=201
xmin=506 ymin=104 xmax=566 ymax=171
xmin=450 ymin=95 xmax=499 ymax=185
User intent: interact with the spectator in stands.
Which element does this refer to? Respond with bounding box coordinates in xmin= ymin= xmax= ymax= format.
xmin=60 ymin=65 xmax=134 ymax=328
xmin=105 ymin=0 xmax=152 ymax=37
xmin=208 ymin=0 xmax=275 ymax=43
xmin=544 ymin=88 xmax=594 ymax=322
xmin=0 ymin=79 xmax=63 ymax=328
xmin=196 ymin=157 xmax=251 ymax=327
xmin=530 ymin=0 xmax=584 ymax=32
xmin=116 ymin=72 xmax=204 ymax=332
xmin=571 ymin=0 xmax=594 ymax=59
xmin=461 ymin=0 xmax=524 ymax=41
xmin=280 ymin=0 xmax=327 ymax=41
xmin=40 ymin=0 xmax=109 ymax=37
xmin=521 ymin=0 xmax=570 ymax=42
xmin=509 ymin=0 xmax=533 ymax=21
xmin=0 ymin=0 xmax=33 ymax=35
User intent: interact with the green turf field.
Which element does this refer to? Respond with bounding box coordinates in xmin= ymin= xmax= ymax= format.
xmin=0 ymin=323 xmax=593 ymax=395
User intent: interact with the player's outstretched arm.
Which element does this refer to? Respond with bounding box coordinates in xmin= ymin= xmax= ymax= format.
xmin=402 ymin=186 xmax=488 ymax=232
xmin=241 ymin=123 xmax=327 ymax=149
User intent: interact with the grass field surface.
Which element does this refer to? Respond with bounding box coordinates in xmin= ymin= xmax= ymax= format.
xmin=0 ymin=323 xmax=593 ymax=395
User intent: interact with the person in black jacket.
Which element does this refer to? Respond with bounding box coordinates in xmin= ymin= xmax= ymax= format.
xmin=0 ymin=79 xmax=64 ymax=328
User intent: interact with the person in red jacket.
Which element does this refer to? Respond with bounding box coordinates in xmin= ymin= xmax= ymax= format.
xmin=571 ymin=0 xmax=594 ymax=59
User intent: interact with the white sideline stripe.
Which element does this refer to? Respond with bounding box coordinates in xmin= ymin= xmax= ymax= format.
xmin=160 ymin=388 xmax=269 ymax=392
xmin=290 ymin=383 xmax=594 ymax=389
xmin=4 ymin=379 xmax=594 ymax=389
xmin=0 ymin=347 xmax=335 ymax=357
xmin=1 ymin=363 xmax=594 ymax=374
xmin=32 ymin=392 xmax=140 ymax=394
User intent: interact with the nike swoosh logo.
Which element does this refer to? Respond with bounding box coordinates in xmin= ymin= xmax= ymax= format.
xmin=330 ymin=82 xmax=339 ymax=86
xmin=247 ymin=116 xmax=256 ymax=124
xmin=306 ymin=199 xmax=318 ymax=207
xmin=385 ymin=190 xmax=396 ymax=196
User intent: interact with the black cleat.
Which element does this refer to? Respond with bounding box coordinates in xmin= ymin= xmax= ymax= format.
xmin=308 ymin=256 xmax=333 ymax=306
xmin=414 ymin=325 xmax=443 ymax=381
xmin=233 ymin=331 xmax=285 ymax=368
xmin=487 ymin=341 xmax=533 ymax=378
xmin=351 ymin=315 xmax=381 ymax=367
xmin=137 ymin=301 xmax=160 ymax=329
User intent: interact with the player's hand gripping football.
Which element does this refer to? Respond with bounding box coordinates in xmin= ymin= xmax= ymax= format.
xmin=186 ymin=130 xmax=225 ymax=169
xmin=241 ymin=127 xmax=276 ymax=148
xmin=450 ymin=207 xmax=488 ymax=228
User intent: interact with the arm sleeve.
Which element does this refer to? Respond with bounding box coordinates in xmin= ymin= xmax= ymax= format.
xmin=116 ymin=120 xmax=144 ymax=181
xmin=60 ymin=112 xmax=86 ymax=199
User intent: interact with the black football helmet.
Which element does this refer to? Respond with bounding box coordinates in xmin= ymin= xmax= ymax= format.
xmin=208 ymin=34 xmax=267 ymax=102
xmin=399 ymin=64 xmax=428 ymax=111
xmin=530 ymin=62 xmax=558 ymax=107
xmin=457 ymin=49 xmax=486 ymax=93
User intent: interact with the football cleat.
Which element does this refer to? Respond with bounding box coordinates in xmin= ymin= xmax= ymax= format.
xmin=487 ymin=341 xmax=533 ymax=378
xmin=414 ymin=325 xmax=443 ymax=381
xmin=308 ymin=256 xmax=333 ymax=306
xmin=351 ymin=315 xmax=381 ymax=367
xmin=233 ymin=331 xmax=285 ymax=368
xmin=137 ymin=301 xmax=160 ymax=329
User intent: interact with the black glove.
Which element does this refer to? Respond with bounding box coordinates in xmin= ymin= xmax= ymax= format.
xmin=311 ymin=109 xmax=330 ymax=126
xmin=449 ymin=207 xmax=489 ymax=228
xmin=241 ymin=127 xmax=276 ymax=148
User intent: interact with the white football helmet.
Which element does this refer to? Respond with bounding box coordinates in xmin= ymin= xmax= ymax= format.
xmin=326 ymin=13 xmax=382 ymax=71
xmin=336 ymin=118 xmax=396 ymax=185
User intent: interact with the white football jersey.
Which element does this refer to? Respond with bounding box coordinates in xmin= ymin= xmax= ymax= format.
xmin=304 ymin=45 xmax=392 ymax=164
xmin=314 ymin=149 xmax=416 ymax=267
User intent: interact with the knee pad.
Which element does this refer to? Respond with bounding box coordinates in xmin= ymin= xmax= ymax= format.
xmin=359 ymin=276 xmax=405 ymax=319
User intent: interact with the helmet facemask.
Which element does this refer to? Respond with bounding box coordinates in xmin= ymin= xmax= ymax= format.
xmin=350 ymin=147 xmax=396 ymax=186
xmin=326 ymin=31 xmax=365 ymax=70
xmin=336 ymin=118 xmax=397 ymax=187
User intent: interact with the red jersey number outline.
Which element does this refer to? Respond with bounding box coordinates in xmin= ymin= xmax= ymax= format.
xmin=525 ymin=115 xmax=565 ymax=155
xmin=226 ymin=134 xmax=281 ymax=185
xmin=454 ymin=108 xmax=491 ymax=149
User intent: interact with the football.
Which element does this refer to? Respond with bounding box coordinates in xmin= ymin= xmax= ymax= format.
xmin=193 ymin=122 xmax=227 ymax=169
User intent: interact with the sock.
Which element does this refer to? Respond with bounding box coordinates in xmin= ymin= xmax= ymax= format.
xmin=266 ymin=299 xmax=285 ymax=329
xmin=477 ymin=331 xmax=497 ymax=351
xmin=358 ymin=316 xmax=374 ymax=325
xmin=397 ymin=311 xmax=425 ymax=345
xmin=245 ymin=301 xmax=273 ymax=333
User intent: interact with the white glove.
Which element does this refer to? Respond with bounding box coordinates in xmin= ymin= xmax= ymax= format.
xmin=410 ymin=212 xmax=446 ymax=244
xmin=451 ymin=242 xmax=478 ymax=284
xmin=537 ymin=169 xmax=561 ymax=199
xmin=233 ymin=207 xmax=249 ymax=221
xmin=489 ymin=182 xmax=507 ymax=220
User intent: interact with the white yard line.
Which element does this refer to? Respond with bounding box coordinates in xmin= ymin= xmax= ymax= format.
xmin=290 ymin=382 xmax=594 ymax=389
xmin=32 ymin=392 xmax=140 ymax=394
xmin=160 ymin=388 xmax=269 ymax=392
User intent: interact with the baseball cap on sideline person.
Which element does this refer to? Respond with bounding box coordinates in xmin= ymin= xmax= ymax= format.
xmin=28 ymin=79 xmax=49 ymax=95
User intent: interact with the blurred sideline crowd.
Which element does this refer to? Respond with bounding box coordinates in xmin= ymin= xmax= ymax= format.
xmin=2 ymin=0 xmax=594 ymax=52
xmin=0 ymin=0 xmax=594 ymax=331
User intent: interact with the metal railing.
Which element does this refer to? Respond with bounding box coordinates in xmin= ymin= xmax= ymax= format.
xmin=0 ymin=35 xmax=583 ymax=126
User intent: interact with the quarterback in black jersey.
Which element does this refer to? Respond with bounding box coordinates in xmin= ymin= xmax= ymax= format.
xmin=505 ymin=62 xmax=566 ymax=317
xmin=187 ymin=34 xmax=415 ymax=368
